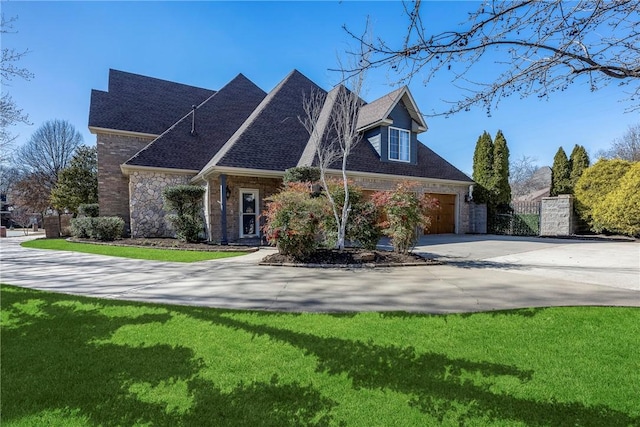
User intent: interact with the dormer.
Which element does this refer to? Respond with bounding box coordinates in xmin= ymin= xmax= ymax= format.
xmin=357 ymin=87 xmax=427 ymax=165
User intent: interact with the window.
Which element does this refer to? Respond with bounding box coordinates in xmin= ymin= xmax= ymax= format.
xmin=389 ymin=127 xmax=410 ymax=162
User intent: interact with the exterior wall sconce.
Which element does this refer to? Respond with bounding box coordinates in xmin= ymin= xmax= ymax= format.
xmin=226 ymin=186 xmax=232 ymax=200
xmin=464 ymin=194 xmax=472 ymax=203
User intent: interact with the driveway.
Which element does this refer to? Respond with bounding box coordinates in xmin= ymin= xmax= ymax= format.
xmin=1 ymin=234 xmax=638 ymax=313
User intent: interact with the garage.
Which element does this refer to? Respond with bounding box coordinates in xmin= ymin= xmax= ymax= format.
xmin=424 ymin=193 xmax=456 ymax=234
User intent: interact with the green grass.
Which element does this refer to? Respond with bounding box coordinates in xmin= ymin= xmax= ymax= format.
xmin=2 ymin=285 xmax=639 ymax=426
xmin=20 ymin=239 xmax=247 ymax=263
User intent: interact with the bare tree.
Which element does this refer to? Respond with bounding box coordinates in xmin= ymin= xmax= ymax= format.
xmin=300 ymin=67 xmax=367 ymax=250
xmin=601 ymin=123 xmax=640 ymax=161
xmin=16 ymin=119 xmax=83 ymax=191
xmin=509 ymin=155 xmax=540 ymax=199
xmin=343 ymin=1 xmax=640 ymax=116
xmin=1 ymin=14 xmax=33 ymax=158
xmin=10 ymin=172 xmax=51 ymax=218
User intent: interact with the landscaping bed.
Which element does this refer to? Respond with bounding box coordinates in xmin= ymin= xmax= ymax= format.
xmin=260 ymin=248 xmax=440 ymax=267
xmin=69 ymin=237 xmax=257 ymax=252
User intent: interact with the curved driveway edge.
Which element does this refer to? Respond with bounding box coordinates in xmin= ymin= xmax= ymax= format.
xmin=1 ymin=235 xmax=638 ymax=313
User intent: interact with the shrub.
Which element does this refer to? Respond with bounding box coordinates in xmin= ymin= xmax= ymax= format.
xmin=91 ymin=217 xmax=125 ymax=241
xmin=372 ymin=182 xmax=439 ymax=254
xmin=320 ymin=181 xmax=382 ymax=250
xmin=162 ymin=185 xmax=206 ymax=242
xmin=166 ymin=214 xmax=203 ymax=243
xmin=70 ymin=217 xmax=93 ymax=238
xmin=574 ymin=159 xmax=632 ymax=232
xmin=263 ymin=182 xmax=323 ymax=260
xmin=592 ymin=162 xmax=640 ymax=237
xmin=70 ymin=216 xmax=124 ymax=241
xmin=283 ymin=166 xmax=321 ymax=184
xmin=78 ymin=203 xmax=99 ymax=218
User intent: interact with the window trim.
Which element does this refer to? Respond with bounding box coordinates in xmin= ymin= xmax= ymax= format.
xmin=239 ymin=188 xmax=259 ymax=238
xmin=388 ymin=126 xmax=411 ymax=163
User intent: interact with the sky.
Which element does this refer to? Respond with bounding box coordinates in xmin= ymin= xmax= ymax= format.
xmin=3 ymin=1 xmax=638 ymax=176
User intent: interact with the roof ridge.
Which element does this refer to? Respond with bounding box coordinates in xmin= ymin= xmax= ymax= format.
xmin=124 ymin=74 xmax=262 ymax=167
xmin=197 ymin=69 xmax=314 ymax=177
xmin=109 ymin=68 xmax=215 ymax=93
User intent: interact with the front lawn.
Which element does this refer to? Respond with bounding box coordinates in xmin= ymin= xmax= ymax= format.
xmin=2 ymin=285 xmax=638 ymax=426
xmin=20 ymin=239 xmax=247 ymax=263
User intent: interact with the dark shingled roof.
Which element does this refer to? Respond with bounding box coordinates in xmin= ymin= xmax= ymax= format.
xmin=345 ymin=139 xmax=472 ymax=182
xmin=91 ymin=68 xmax=470 ymax=183
xmin=202 ymin=70 xmax=324 ymax=172
xmin=89 ymin=69 xmax=215 ymax=135
xmin=298 ymin=84 xmax=471 ymax=183
xmin=125 ymin=74 xmax=266 ymax=170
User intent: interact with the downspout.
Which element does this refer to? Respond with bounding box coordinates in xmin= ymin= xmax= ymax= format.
xmin=220 ymin=174 xmax=228 ymax=245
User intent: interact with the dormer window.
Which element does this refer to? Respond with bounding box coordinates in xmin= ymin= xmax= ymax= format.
xmin=389 ymin=127 xmax=410 ymax=162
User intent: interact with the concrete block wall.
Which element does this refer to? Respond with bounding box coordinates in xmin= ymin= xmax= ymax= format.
xmin=96 ymin=132 xmax=155 ymax=234
xmin=540 ymin=195 xmax=574 ymax=236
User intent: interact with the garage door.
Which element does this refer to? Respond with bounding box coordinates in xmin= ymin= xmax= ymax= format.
xmin=424 ymin=193 xmax=456 ymax=234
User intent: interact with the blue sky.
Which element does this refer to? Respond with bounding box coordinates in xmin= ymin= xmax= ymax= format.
xmin=3 ymin=1 xmax=637 ymax=175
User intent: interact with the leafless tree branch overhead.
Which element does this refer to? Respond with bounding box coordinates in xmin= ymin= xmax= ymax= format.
xmin=342 ymin=0 xmax=640 ymax=116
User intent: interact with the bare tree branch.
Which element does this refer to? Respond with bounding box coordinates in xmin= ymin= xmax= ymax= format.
xmin=342 ymin=0 xmax=640 ymax=116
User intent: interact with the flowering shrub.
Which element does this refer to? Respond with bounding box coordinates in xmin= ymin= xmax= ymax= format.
xmin=263 ymin=182 xmax=324 ymax=259
xmin=372 ymin=182 xmax=439 ymax=254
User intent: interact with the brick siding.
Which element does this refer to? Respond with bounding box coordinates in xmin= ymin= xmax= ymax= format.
xmin=96 ymin=132 xmax=154 ymax=234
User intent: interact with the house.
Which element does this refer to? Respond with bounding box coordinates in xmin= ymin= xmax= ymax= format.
xmin=89 ymin=69 xmax=474 ymax=243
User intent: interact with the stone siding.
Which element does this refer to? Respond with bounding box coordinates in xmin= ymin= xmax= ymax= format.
xmin=129 ymin=171 xmax=195 ymax=237
xmin=208 ymin=175 xmax=282 ymax=243
xmin=469 ymin=203 xmax=487 ymax=234
xmin=96 ymin=132 xmax=155 ymax=234
xmin=540 ymin=195 xmax=575 ymax=236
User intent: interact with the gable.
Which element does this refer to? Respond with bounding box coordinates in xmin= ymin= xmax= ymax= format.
xmin=124 ymin=74 xmax=266 ymax=171
xmin=89 ymin=69 xmax=215 ymax=136
xmin=199 ymin=70 xmax=325 ymax=175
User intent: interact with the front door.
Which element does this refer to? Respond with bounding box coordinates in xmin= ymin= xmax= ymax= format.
xmin=240 ymin=189 xmax=259 ymax=237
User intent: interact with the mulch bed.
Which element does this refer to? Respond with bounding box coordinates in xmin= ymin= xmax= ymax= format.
xmin=69 ymin=238 xmax=442 ymax=267
xmin=69 ymin=237 xmax=258 ymax=252
xmin=260 ymin=248 xmax=442 ymax=268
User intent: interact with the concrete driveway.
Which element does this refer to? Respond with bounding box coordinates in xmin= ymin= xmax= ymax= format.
xmin=1 ymin=234 xmax=638 ymax=313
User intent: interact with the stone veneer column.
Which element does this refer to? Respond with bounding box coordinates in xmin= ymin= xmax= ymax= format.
xmin=129 ymin=171 xmax=194 ymax=237
xmin=540 ymin=195 xmax=574 ymax=236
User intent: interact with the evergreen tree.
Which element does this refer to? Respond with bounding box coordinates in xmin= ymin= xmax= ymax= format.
xmin=472 ymin=131 xmax=493 ymax=204
xmin=492 ymin=130 xmax=511 ymax=208
xmin=550 ymin=147 xmax=571 ymax=196
xmin=50 ymin=146 xmax=98 ymax=214
xmin=569 ymin=144 xmax=590 ymax=190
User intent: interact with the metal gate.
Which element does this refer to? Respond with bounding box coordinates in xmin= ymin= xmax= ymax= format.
xmin=489 ymin=202 xmax=541 ymax=236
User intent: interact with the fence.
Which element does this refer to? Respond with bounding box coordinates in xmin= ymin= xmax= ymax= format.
xmin=488 ymin=201 xmax=541 ymax=236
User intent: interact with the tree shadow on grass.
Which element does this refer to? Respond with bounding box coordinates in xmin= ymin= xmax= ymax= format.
xmin=1 ymin=286 xmax=337 ymax=426
xmin=185 ymin=309 xmax=639 ymax=426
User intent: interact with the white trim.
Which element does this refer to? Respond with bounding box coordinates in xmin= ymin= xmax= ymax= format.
xmin=239 ymin=188 xmax=260 ymax=238
xmin=191 ymin=166 xmax=473 ymax=187
xmin=89 ymin=126 xmax=158 ymax=139
xmin=388 ymin=126 xmax=411 ymax=163
xmin=121 ymin=164 xmax=199 ymax=176
xmin=193 ymin=166 xmax=284 ymax=182
xmin=324 ymin=168 xmax=474 ymax=186
xmin=357 ymin=118 xmax=394 ymax=133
